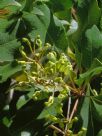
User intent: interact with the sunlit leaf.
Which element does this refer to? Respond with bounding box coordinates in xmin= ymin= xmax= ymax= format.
xmin=82 ymin=25 xmax=102 ymax=67
xmin=16 ymin=89 xmax=35 ymax=110
xmin=37 ymin=98 xmax=63 ymax=119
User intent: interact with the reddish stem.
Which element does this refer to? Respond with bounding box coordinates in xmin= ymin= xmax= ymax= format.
xmin=69 ymin=98 xmax=79 ymax=122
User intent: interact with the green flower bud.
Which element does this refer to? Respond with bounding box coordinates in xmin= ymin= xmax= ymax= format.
xmin=59 ymin=65 xmax=66 ymax=73
xmin=49 ymin=68 xmax=54 ymax=74
xmin=34 ymin=35 xmax=42 ymax=49
xmin=37 ymin=35 xmax=40 ymax=39
xmin=78 ymin=128 xmax=87 ymax=136
xmin=18 ymin=61 xmax=26 ymax=64
xmin=33 ymin=91 xmax=41 ymax=101
xmin=45 ymin=96 xmax=54 ymax=107
xmin=66 ymin=130 xmax=73 ymax=135
xmin=47 ymin=52 xmax=56 ymax=62
xmin=47 ymin=115 xmax=58 ymax=122
xmin=81 ymin=127 xmax=87 ymax=132
xmin=32 ymin=62 xmax=41 ymax=72
xmin=31 ymin=72 xmax=38 ymax=76
xmin=58 ymin=94 xmax=66 ymax=100
xmin=78 ymin=131 xmax=83 ymax=136
xmin=41 ymin=43 xmax=51 ymax=53
xmin=45 ymin=67 xmax=55 ymax=75
xmin=36 ymin=39 xmax=42 ymax=48
xmin=45 ymin=43 xmax=51 ymax=48
xmin=35 ymin=53 xmax=40 ymax=58
xmin=59 ymin=107 xmax=63 ymax=114
xmin=67 ymin=47 xmax=76 ymax=60
xmin=47 ymin=61 xmax=55 ymax=67
xmin=73 ymin=117 xmax=78 ymax=122
xmin=20 ymin=50 xmax=27 ymax=58
xmin=92 ymin=89 xmax=98 ymax=96
xmin=45 ymin=61 xmax=56 ymax=74
xmin=59 ymin=59 xmax=65 ymax=65
xmin=64 ymin=66 xmax=70 ymax=75
xmin=19 ymin=46 xmax=24 ymax=51
xmin=54 ymin=77 xmax=63 ymax=83
xmin=22 ymin=37 xmax=30 ymax=43
xmin=58 ymin=90 xmax=68 ymax=100
xmin=22 ymin=38 xmax=33 ymax=53
xmin=56 ymin=62 xmax=62 ymax=70
xmin=60 ymin=53 xmax=68 ymax=61
xmin=52 ymin=51 xmax=57 ymax=57
xmin=44 ymin=86 xmax=49 ymax=92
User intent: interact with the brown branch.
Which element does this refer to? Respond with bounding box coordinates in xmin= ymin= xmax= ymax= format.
xmin=49 ymin=125 xmax=65 ymax=135
xmin=71 ymin=7 xmax=77 ymax=21
xmin=69 ymin=98 xmax=79 ymax=122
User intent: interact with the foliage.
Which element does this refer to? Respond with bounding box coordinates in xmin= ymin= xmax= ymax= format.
xmin=0 ymin=0 xmax=102 ymax=136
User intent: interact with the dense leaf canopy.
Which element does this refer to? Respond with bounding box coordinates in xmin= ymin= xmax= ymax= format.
xmin=0 ymin=0 xmax=102 ymax=136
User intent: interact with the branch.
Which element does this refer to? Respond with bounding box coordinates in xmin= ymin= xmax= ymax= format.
xmin=64 ymin=91 xmax=71 ymax=135
xmin=49 ymin=125 xmax=65 ymax=135
xmin=69 ymin=98 xmax=79 ymax=122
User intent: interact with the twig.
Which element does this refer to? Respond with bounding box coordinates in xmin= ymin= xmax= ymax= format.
xmin=69 ymin=76 xmax=76 ymax=90
xmin=64 ymin=91 xmax=71 ymax=135
xmin=49 ymin=125 xmax=65 ymax=135
xmin=69 ymin=98 xmax=79 ymax=122
xmin=67 ymin=91 xmax=71 ymax=120
xmin=68 ymin=86 xmax=78 ymax=93
xmin=71 ymin=7 xmax=78 ymax=21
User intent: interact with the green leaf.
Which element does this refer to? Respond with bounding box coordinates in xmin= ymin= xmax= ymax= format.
xmin=79 ymin=84 xmax=90 ymax=128
xmin=0 ymin=19 xmax=10 ymax=32
xmin=54 ymin=9 xmax=72 ymax=21
xmin=72 ymin=0 xmax=101 ymax=42
xmin=55 ymin=29 xmax=68 ymax=51
xmin=87 ymin=0 xmax=101 ymax=26
xmin=49 ymin=0 xmax=73 ymax=11
xmin=46 ymin=15 xmax=68 ymax=51
xmin=37 ymin=0 xmax=49 ymax=1
xmin=16 ymin=89 xmax=35 ymax=110
xmin=9 ymin=100 xmax=46 ymax=136
xmin=71 ymin=0 xmax=101 ymax=68
xmin=76 ymin=66 xmax=102 ymax=86
xmin=32 ymin=7 xmax=44 ymax=16
xmin=22 ymin=4 xmax=50 ymax=44
xmin=0 ymin=39 xmax=21 ymax=61
xmin=0 ymin=62 xmax=22 ymax=83
xmin=77 ymin=0 xmax=101 ymax=26
xmin=2 ymin=117 xmax=13 ymax=128
xmin=58 ymin=0 xmax=73 ymax=10
xmin=0 ymin=0 xmax=21 ymax=8
xmin=97 ymin=129 xmax=102 ymax=136
xmin=21 ymin=131 xmax=31 ymax=136
xmin=37 ymin=98 xmax=63 ymax=119
xmin=23 ymin=0 xmax=34 ymax=12
xmin=91 ymin=95 xmax=102 ymax=122
xmin=82 ymin=25 xmax=102 ymax=68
